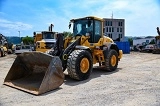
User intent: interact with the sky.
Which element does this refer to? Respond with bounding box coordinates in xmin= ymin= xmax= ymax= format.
xmin=0 ymin=0 xmax=160 ymax=37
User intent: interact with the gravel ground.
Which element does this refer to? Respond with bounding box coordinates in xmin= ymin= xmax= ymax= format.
xmin=0 ymin=52 xmax=160 ymax=106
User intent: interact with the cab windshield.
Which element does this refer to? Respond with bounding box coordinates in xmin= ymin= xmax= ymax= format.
xmin=43 ymin=32 xmax=55 ymax=39
xmin=73 ymin=19 xmax=93 ymax=36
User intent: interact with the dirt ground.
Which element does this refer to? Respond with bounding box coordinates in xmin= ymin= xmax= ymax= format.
xmin=0 ymin=52 xmax=160 ymax=106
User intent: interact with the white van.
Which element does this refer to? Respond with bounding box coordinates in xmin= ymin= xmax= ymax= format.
xmin=15 ymin=45 xmax=32 ymax=54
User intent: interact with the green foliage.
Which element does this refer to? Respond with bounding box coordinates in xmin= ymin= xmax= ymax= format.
xmin=22 ymin=36 xmax=34 ymax=45
xmin=128 ymin=38 xmax=133 ymax=46
xmin=63 ymin=31 xmax=73 ymax=38
xmin=149 ymin=39 xmax=155 ymax=44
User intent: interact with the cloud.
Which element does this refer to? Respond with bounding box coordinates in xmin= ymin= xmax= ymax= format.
xmin=35 ymin=8 xmax=71 ymax=32
xmin=1 ymin=0 xmax=160 ymax=37
xmin=0 ymin=18 xmax=33 ymax=36
xmin=81 ymin=0 xmax=160 ymax=36
xmin=0 ymin=19 xmax=32 ymax=30
xmin=112 ymin=1 xmax=129 ymax=9
xmin=38 ymin=0 xmax=160 ymax=36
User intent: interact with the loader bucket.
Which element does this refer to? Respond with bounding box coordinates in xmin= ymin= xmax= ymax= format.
xmin=4 ymin=52 xmax=64 ymax=95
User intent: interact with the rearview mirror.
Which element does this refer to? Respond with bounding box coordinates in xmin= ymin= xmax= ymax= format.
xmin=69 ymin=23 xmax=71 ymax=29
xmin=33 ymin=32 xmax=36 ymax=35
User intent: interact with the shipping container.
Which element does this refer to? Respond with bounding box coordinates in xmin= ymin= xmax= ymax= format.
xmin=115 ymin=42 xmax=130 ymax=54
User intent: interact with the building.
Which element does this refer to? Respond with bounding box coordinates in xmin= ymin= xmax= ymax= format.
xmin=133 ymin=36 xmax=155 ymax=46
xmin=103 ymin=18 xmax=125 ymax=41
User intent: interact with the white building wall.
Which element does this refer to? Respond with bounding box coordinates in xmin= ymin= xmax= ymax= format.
xmin=133 ymin=38 xmax=155 ymax=46
xmin=103 ymin=18 xmax=125 ymax=41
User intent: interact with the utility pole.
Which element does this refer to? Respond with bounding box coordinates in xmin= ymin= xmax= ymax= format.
xmin=18 ymin=31 xmax=21 ymax=43
xmin=18 ymin=31 xmax=20 ymax=38
xmin=111 ymin=11 xmax=113 ymax=19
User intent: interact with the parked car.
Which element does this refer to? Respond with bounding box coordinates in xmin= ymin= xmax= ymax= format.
xmin=15 ymin=45 xmax=32 ymax=54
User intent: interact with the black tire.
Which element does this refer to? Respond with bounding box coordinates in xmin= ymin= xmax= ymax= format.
xmin=103 ymin=49 xmax=118 ymax=71
xmin=0 ymin=49 xmax=2 ymax=57
xmin=67 ymin=50 xmax=93 ymax=80
xmin=0 ymin=48 xmax=4 ymax=57
xmin=4 ymin=51 xmax=7 ymax=56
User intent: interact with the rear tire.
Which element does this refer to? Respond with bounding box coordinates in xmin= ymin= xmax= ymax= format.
xmin=103 ymin=49 xmax=118 ymax=71
xmin=67 ymin=50 xmax=92 ymax=80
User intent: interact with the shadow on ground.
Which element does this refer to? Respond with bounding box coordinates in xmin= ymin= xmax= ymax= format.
xmin=63 ymin=67 xmax=122 ymax=86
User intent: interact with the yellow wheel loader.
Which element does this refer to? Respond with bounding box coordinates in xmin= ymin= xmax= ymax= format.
xmin=4 ymin=16 xmax=123 ymax=95
xmin=0 ymin=46 xmax=5 ymax=57
xmin=33 ymin=24 xmax=57 ymax=53
xmin=0 ymin=33 xmax=8 ymax=57
xmin=60 ymin=16 xmax=123 ymax=80
xmin=152 ymin=27 xmax=160 ymax=54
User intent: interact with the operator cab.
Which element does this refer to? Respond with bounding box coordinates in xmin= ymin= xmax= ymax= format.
xmin=42 ymin=31 xmax=55 ymax=39
xmin=70 ymin=17 xmax=102 ymax=43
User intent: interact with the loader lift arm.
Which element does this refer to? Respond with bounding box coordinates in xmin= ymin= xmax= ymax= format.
xmin=61 ymin=37 xmax=81 ymax=71
xmin=57 ymin=35 xmax=90 ymax=71
xmin=48 ymin=33 xmax=82 ymax=71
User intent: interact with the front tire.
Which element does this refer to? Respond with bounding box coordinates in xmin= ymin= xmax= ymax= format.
xmin=67 ymin=50 xmax=92 ymax=80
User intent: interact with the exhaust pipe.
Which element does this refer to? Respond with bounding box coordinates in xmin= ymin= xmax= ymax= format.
xmin=49 ymin=24 xmax=54 ymax=32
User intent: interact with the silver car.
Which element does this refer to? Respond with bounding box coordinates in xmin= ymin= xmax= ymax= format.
xmin=15 ymin=45 xmax=32 ymax=54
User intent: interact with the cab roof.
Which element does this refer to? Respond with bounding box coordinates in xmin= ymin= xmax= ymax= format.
xmin=70 ymin=16 xmax=104 ymax=22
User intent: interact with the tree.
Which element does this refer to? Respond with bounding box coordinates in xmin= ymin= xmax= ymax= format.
xmin=63 ymin=31 xmax=73 ymax=38
xmin=128 ymin=38 xmax=133 ymax=46
xmin=22 ymin=36 xmax=34 ymax=45
xmin=149 ymin=39 xmax=155 ymax=44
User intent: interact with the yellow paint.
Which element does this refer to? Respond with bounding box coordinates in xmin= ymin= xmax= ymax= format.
xmin=64 ymin=16 xmax=123 ymax=65
xmin=111 ymin=55 xmax=116 ymax=66
xmin=36 ymin=48 xmax=48 ymax=53
xmin=34 ymin=33 xmax=42 ymax=43
xmin=118 ymin=50 xmax=123 ymax=59
xmin=80 ymin=58 xmax=89 ymax=73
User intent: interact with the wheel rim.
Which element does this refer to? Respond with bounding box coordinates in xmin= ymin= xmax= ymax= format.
xmin=111 ymin=55 xmax=116 ymax=66
xmin=80 ymin=58 xmax=89 ymax=73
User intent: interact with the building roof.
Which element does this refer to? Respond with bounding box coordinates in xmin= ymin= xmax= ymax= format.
xmin=103 ymin=18 xmax=125 ymax=20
